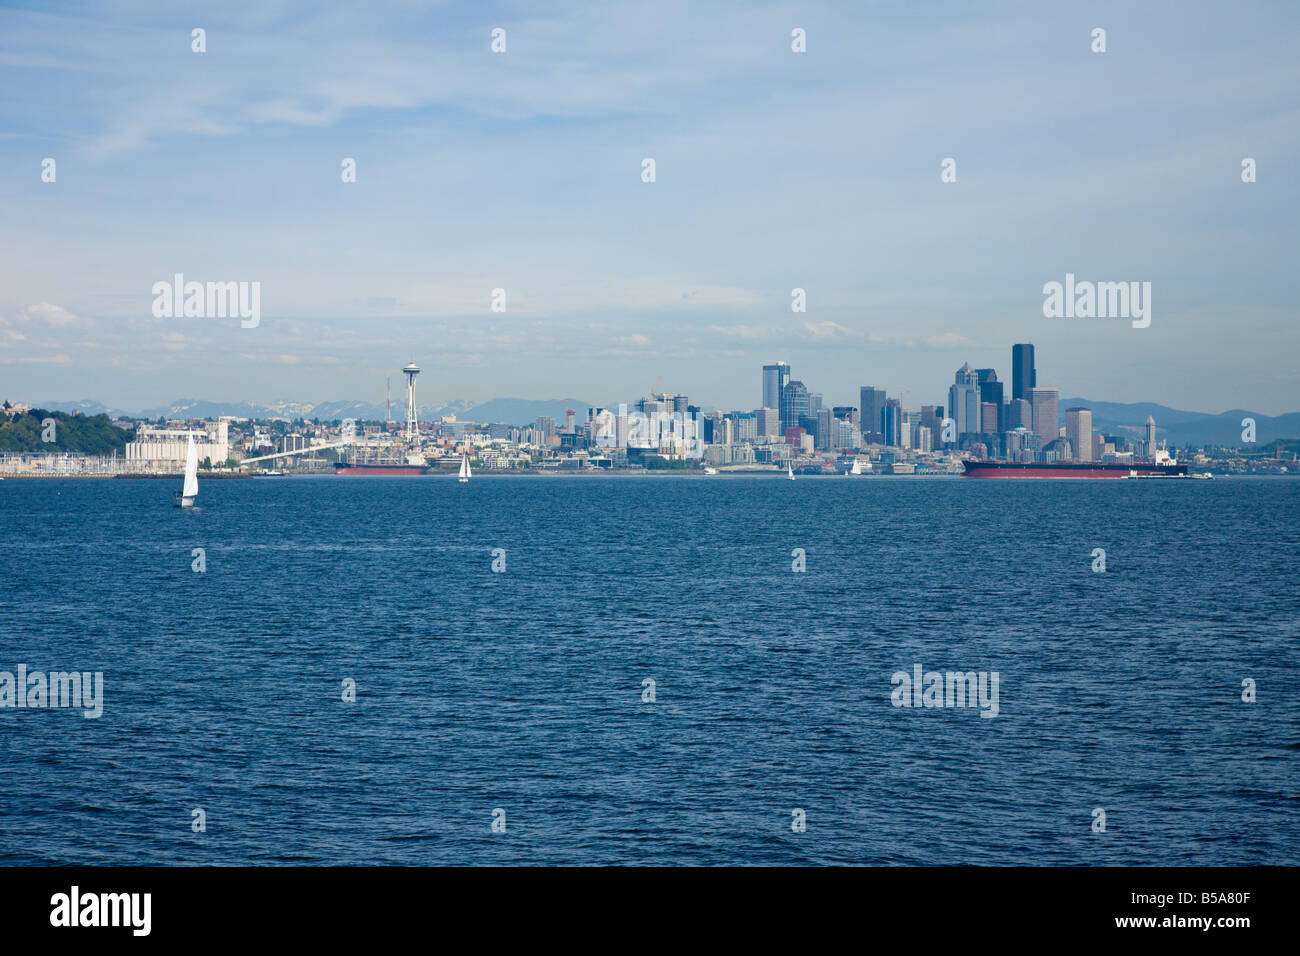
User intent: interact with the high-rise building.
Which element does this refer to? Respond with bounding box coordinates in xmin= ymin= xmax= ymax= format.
xmin=859 ymin=387 xmax=886 ymax=440
xmin=921 ymin=405 xmax=944 ymax=441
xmin=949 ymin=364 xmax=981 ymax=437
xmin=755 ymin=407 xmax=781 ymax=438
xmin=1065 ymin=407 xmax=1093 ymax=462
xmin=1028 ymin=387 xmax=1059 ymax=446
xmin=1144 ymin=415 xmax=1157 ymax=459
xmin=882 ymin=399 xmax=902 ymax=447
xmin=780 ymin=380 xmax=810 ymax=431
xmin=730 ymin=411 xmax=757 ymax=442
xmin=1007 ymin=398 xmax=1033 ymax=430
xmin=762 ymin=363 xmax=790 ymax=414
xmin=832 ymin=405 xmax=857 ymax=427
xmin=980 ymin=402 xmax=998 ymax=434
xmin=979 ymin=379 xmax=1004 ymax=432
xmin=1012 ymin=344 xmax=1036 ymax=401
xmin=815 ymin=408 xmax=833 ymax=450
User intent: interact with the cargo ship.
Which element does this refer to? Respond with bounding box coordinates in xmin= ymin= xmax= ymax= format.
xmin=334 ymin=450 xmax=431 ymax=476
xmin=963 ymin=460 xmax=1190 ymax=479
xmin=334 ymin=462 xmax=430 ymax=476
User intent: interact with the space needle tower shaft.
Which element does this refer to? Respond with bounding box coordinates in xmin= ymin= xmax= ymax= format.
xmin=402 ymin=363 xmax=421 ymax=444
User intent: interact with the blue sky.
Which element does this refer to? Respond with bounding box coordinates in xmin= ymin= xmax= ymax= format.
xmin=1 ymin=0 xmax=1298 ymax=414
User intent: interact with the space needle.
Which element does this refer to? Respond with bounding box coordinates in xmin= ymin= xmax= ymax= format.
xmin=402 ymin=362 xmax=421 ymax=444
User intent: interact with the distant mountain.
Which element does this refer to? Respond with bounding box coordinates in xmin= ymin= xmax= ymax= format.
xmin=435 ymin=398 xmax=590 ymax=426
xmin=59 ymin=395 xmax=594 ymax=426
xmin=1059 ymin=399 xmax=1300 ymax=447
xmin=135 ymin=398 xmax=320 ymax=421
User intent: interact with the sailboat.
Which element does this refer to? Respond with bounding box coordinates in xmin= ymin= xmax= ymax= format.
xmin=173 ymin=434 xmax=198 ymax=507
xmin=787 ymin=463 xmax=795 ymax=480
xmin=848 ymin=459 xmax=863 ymax=476
xmin=458 ymin=454 xmax=471 ymax=483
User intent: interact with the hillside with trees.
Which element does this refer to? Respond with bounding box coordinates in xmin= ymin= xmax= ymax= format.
xmin=0 ymin=406 xmax=134 ymax=454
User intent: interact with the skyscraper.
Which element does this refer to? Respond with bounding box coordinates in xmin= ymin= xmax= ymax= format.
xmin=1028 ymin=387 xmax=1059 ymax=447
xmin=780 ymin=380 xmax=810 ymax=431
xmin=859 ymin=387 xmax=886 ymax=441
xmin=762 ymin=362 xmax=790 ymax=414
xmin=1007 ymin=398 xmax=1033 ymax=430
xmin=978 ymin=379 xmax=1004 ymax=432
xmin=1065 ymin=407 xmax=1093 ymax=462
xmin=1012 ymin=344 xmax=1036 ymax=402
xmin=980 ymin=402 xmax=998 ymax=434
xmin=949 ymin=363 xmax=980 ymax=438
xmin=815 ymin=408 xmax=833 ymax=450
xmin=882 ymin=399 xmax=902 ymax=447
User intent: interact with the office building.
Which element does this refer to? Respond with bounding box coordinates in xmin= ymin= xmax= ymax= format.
xmin=755 ymin=407 xmax=781 ymax=438
xmin=1028 ymin=387 xmax=1059 ymax=446
xmin=859 ymin=387 xmax=887 ymax=441
xmin=1012 ymin=344 xmax=1036 ymax=402
xmin=762 ymin=363 xmax=790 ymax=414
xmin=1065 ymin=407 xmax=1093 ymax=462
xmin=882 ymin=399 xmax=902 ymax=447
xmin=780 ymin=380 xmax=810 ymax=431
xmin=1007 ymin=398 xmax=1032 ymax=430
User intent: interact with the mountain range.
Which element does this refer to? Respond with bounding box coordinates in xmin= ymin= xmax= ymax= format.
xmin=30 ymin=397 xmax=593 ymax=430
xmin=20 ymin=396 xmax=1300 ymax=447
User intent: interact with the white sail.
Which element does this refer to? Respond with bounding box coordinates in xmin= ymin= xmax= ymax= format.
xmin=182 ymin=434 xmax=199 ymax=498
xmin=459 ymin=455 xmax=470 ymax=480
xmin=787 ymin=464 xmax=795 ymax=479
xmin=850 ymin=459 xmax=862 ymax=475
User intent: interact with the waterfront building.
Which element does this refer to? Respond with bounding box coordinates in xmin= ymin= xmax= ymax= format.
xmin=127 ymin=420 xmax=229 ymax=465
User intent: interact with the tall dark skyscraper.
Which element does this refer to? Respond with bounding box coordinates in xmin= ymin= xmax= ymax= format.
xmin=1012 ymin=344 xmax=1036 ymax=402
xmin=859 ymin=386 xmax=886 ymax=440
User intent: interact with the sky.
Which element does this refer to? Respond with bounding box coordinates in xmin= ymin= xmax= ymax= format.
xmin=1 ymin=0 xmax=1298 ymax=415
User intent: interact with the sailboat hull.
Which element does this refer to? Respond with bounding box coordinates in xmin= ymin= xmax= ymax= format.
xmin=173 ymin=494 xmax=196 ymax=508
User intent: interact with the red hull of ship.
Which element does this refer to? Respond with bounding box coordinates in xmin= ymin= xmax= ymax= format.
xmin=334 ymin=464 xmax=429 ymax=476
xmin=962 ymin=461 xmax=1188 ymax=478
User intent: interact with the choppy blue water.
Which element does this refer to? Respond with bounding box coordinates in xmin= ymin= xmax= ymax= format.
xmin=0 ymin=475 xmax=1296 ymax=865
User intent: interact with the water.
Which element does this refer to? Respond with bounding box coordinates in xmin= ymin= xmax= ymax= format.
xmin=1 ymin=475 xmax=1297 ymax=865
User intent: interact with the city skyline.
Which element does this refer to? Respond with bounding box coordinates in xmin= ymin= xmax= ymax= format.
xmin=2 ymin=2 xmax=1298 ymax=414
